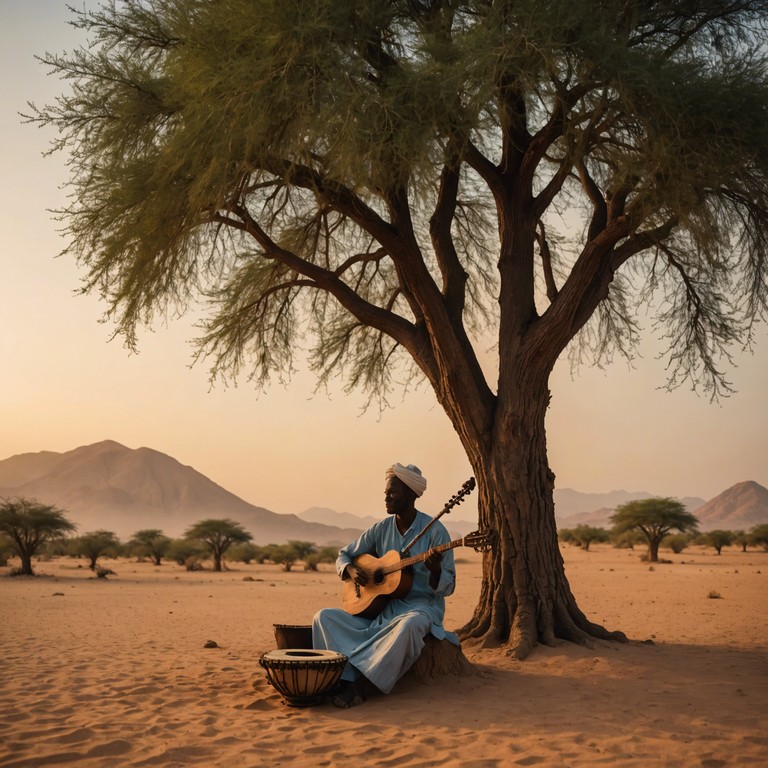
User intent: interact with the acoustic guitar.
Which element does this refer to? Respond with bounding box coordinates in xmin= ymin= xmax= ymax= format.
xmin=342 ymin=529 xmax=492 ymax=618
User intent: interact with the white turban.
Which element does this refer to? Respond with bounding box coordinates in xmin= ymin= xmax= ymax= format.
xmin=385 ymin=463 xmax=427 ymax=497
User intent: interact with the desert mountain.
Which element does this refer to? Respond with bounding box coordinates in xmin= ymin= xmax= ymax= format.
xmin=0 ymin=441 xmax=363 ymax=545
xmin=3 ymin=441 xmax=763 ymax=540
xmin=690 ymin=481 xmax=768 ymax=531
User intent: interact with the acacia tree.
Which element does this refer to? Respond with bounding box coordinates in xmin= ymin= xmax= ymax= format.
xmin=184 ymin=519 xmax=252 ymax=571
xmin=611 ymin=498 xmax=699 ymax=562
xmin=71 ymin=529 xmax=122 ymax=569
xmin=700 ymin=529 xmax=736 ymax=554
xmin=571 ymin=525 xmax=610 ymax=552
xmin=748 ymin=524 xmax=768 ymax=550
xmin=29 ymin=1 xmax=768 ymax=657
xmin=0 ymin=498 xmax=76 ymax=575
xmin=129 ymin=528 xmax=171 ymax=565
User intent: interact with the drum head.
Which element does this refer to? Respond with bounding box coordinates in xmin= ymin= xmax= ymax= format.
xmin=262 ymin=648 xmax=344 ymax=662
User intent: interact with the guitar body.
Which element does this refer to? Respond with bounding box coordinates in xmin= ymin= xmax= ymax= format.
xmin=341 ymin=550 xmax=415 ymax=619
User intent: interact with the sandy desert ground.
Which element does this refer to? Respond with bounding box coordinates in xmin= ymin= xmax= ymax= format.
xmin=1 ymin=543 xmax=766 ymax=768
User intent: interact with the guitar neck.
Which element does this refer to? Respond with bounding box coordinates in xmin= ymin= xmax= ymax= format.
xmin=388 ymin=538 xmax=464 ymax=574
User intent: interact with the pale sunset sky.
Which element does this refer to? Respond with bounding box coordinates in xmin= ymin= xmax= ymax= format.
xmin=1 ymin=1 xmax=766 ymax=523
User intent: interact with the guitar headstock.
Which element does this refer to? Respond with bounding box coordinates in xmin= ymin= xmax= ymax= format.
xmin=442 ymin=476 xmax=476 ymax=514
xmin=463 ymin=529 xmax=493 ymax=552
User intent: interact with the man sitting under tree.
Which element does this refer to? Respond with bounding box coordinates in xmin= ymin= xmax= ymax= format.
xmin=313 ymin=463 xmax=456 ymax=708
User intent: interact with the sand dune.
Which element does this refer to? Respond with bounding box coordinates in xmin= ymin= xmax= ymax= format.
xmin=1 ymin=545 xmax=766 ymax=767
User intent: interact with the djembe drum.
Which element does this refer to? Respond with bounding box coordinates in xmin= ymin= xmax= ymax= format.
xmin=272 ymin=623 xmax=313 ymax=650
xmin=259 ymin=649 xmax=347 ymax=707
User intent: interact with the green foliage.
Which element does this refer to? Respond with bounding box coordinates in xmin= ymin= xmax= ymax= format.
xmin=0 ymin=497 xmax=77 ymax=576
xmin=265 ymin=544 xmax=301 ymax=572
xmin=129 ymin=528 xmax=171 ymax=565
xmin=611 ymin=497 xmax=699 ymax=562
xmin=573 ymin=525 xmax=610 ymax=551
xmin=663 ymin=533 xmax=691 ymax=554
xmin=558 ymin=525 xmax=609 ymax=550
xmin=27 ymin=0 xmax=768 ymax=405
xmin=184 ymin=518 xmax=252 ymax=571
xmin=227 ymin=542 xmax=263 ymax=564
xmin=699 ymin=529 xmax=736 ymax=554
xmin=0 ymin=534 xmax=14 ymax=567
xmin=610 ymin=529 xmax=645 ymax=549
xmin=71 ymin=530 xmax=122 ymax=570
xmin=286 ymin=540 xmax=317 ymax=561
xmin=166 ymin=537 xmax=206 ymax=565
xmin=732 ymin=530 xmax=750 ymax=552
xmin=748 ymin=523 xmax=768 ymax=550
xmin=303 ymin=546 xmax=339 ymax=571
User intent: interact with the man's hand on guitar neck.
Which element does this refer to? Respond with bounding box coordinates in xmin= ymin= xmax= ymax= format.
xmin=425 ymin=550 xmax=443 ymax=590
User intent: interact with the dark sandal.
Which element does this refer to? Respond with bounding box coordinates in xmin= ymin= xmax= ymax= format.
xmin=331 ymin=682 xmax=367 ymax=708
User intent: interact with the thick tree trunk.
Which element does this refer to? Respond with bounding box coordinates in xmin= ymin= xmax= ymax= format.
xmin=403 ymin=635 xmax=476 ymax=683
xmin=457 ymin=376 xmax=627 ymax=659
xmin=19 ymin=550 xmax=34 ymax=576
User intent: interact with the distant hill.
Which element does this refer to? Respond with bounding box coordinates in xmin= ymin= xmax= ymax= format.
xmin=691 ymin=481 xmax=768 ymax=531
xmin=0 ymin=441 xmax=362 ymax=545
xmin=298 ymin=506 xmax=380 ymax=531
xmin=3 ymin=441 xmax=763 ymax=540
xmin=555 ymin=483 xmax=768 ymax=531
xmin=297 ymin=505 xmax=478 ymax=539
xmin=554 ymin=488 xmax=706 ymax=524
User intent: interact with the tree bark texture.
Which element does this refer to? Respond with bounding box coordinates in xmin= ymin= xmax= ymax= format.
xmin=446 ymin=373 xmax=628 ymax=659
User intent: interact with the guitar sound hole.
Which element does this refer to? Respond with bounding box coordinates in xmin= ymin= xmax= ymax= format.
xmin=373 ymin=569 xmax=385 ymax=586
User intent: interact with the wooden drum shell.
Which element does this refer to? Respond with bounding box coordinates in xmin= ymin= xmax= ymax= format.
xmin=272 ymin=623 xmax=313 ymax=650
xmin=259 ymin=649 xmax=347 ymax=707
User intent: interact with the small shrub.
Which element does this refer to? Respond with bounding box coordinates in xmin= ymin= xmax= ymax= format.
xmin=95 ymin=566 xmax=115 ymax=579
xmin=707 ymin=590 xmax=723 ymax=599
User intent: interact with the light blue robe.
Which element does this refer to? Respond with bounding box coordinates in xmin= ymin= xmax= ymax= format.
xmin=312 ymin=511 xmax=458 ymax=694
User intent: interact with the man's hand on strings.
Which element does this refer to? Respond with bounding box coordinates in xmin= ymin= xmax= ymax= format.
xmin=425 ymin=550 xmax=443 ymax=574
xmin=425 ymin=550 xmax=443 ymax=590
xmin=345 ymin=564 xmax=369 ymax=586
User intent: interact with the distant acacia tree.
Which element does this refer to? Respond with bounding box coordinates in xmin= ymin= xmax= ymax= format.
xmin=732 ymin=530 xmax=750 ymax=553
xmin=29 ymin=1 xmax=768 ymax=657
xmin=0 ymin=535 xmax=14 ymax=567
xmin=72 ymin=530 xmax=122 ymax=570
xmin=129 ymin=529 xmax=171 ymax=565
xmin=611 ymin=498 xmax=699 ymax=563
xmin=287 ymin=540 xmax=317 ymax=563
xmin=748 ymin=524 xmax=768 ymax=551
xmin=610 ymin=529 xmax=645 ymax=550
xmin=166 ymin=537 xmax=206 ymax=567
xmin=571 ymin=525 xmax=610 ymax=552
xmin=303 ymin=545 xmax=343 ymax=572
xmin=0 ymin=498 xmax=76 ymax=576
xmin=699 ymin=529 xmax=736 ymax=555
xmin=663 ymin=533 xmax=691 ymax=555
xmin=227 ymin=542 xmax=263 ymax=565
xmin=184 ymin=519 xmax=252 ymax=572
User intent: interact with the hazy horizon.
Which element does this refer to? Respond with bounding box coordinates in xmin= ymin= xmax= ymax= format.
xmin=2 ymin=2 xmax=767 ymax=525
